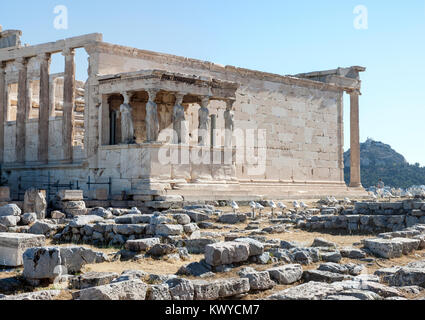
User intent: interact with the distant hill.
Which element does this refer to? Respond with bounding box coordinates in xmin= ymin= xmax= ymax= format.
xmin=344 ymin=139 xmax=425 ymax=188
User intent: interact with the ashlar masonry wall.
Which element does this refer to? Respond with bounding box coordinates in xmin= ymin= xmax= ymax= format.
xmin=88 ymin=43 xmax=345 ymax=186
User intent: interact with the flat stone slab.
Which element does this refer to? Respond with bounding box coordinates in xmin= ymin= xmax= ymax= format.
xmin=204 ymin=241 xmax=250 ymax=267
xmin=364 ymin=238 xmax=403 ymax=259
xmin=302 ymin=270 xmax=353 ymax=283
xmin=57 ymin=190 xmax=84 ymax=201
xmin=267 ymin=281 xmax=339 ymax=300
xmin=125 ymin=238 xmax=160 ymax=252
xmin=69 ymin=215 xmax=104 ymax=228
xmin=0 ymin=290 xmax=61 ymax=301
xmin=74 ymin=279 xmax=148 ymax=300
xmin=364 ymin=238 xmax=420 ymax=259
xmin=70 ymin=272 xmax=119 ymax=290
xmin=266 ymin=264 xmax=303 ymax=285
xmin=0 ymin=233 xmax=45 ymax=267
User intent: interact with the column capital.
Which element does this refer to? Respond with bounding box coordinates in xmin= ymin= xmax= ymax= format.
xmin=226 ymin=99 xmax=236 ymax=110
xmin=15 ymin=57 xmax=28 ymax=69
xmin=147 ymin=89 xmax=159 ymax=102
xmin=62 ymin=47 xmax=75 ymax=57
xmin=121 ymin=91 xmax=131 ymax=104
xmin=347 ymin=88 xmax=361 ymax=96
xmin=174 ymin=92 xmax=185 ymax=105
xmin=200 ymin=96 xmax=210 ymax=108
xmin=37 ymin=52 xmax=51 ymax=63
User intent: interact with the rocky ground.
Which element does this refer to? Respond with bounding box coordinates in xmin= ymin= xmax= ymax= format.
xmin=1 ymin=198 xmax=425 ymax=300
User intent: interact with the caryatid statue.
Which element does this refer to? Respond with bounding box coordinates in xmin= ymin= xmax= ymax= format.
xmin=198 ymin=96 xmax=210 ymax=146
xmin=118 ymin=92 xmax=135 ymax=144
xmin=224 ymin=100 xmax=235 ymax=147
xmin=172 ymin=93 xmax=187 ymax=144
xmin=146 ymin=89 xmax=160 ymax=142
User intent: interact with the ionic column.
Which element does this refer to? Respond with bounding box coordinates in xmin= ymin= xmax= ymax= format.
xmin=224 ymin=100 xmax=235 ymax=148
xmin=210 ymin=114 xmax=217 ymax=147
xmin=38 ymin=53 xmax=51 ymax=163
xmin=62 ymin=48 xmax=75 ymax=162
xmin=49 ymin=77 xmax=57 ymax=118
xmin=16 ymin=58 xmax=28 ymax=163
xmin=101 ymin=95 xmax=110 ymax=146
xmin=25 ymin=74 xmax=32 ymax=120
xmin=198 ymin=96 xmax=210 ymax=146
xmin=349 ymin=90 xmax=362 ymax=188
xmin=172 ymin=93 xmax=186 ymax=144
xmin=146 ymin=89 xmax=159 ymax=143
xmin=0 ymin=63 xmax=5 ymax=163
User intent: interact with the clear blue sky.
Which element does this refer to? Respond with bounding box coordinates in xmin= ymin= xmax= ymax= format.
xmin=1 ymin=0 xmax=424 ymax=165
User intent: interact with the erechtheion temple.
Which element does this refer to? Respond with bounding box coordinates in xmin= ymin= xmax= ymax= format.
xmin=0 ymin=28 xmax=367 ymax=202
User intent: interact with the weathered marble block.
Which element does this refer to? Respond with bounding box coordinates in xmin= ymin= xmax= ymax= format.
xmin=57 ymin=190 xmax=83 ymax=201
xmin=0 ymin=233 xmax=46 ymax=267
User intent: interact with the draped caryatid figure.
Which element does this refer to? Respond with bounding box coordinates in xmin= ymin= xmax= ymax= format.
xmin=118 ymin=92 xmax=135 ymax=144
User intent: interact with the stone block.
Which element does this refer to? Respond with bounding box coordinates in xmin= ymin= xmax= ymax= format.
xmin=0 ymin=204 xmax=21 ymax=217
xmin=267 ymin=264 xmax=303 ymax=285
xmin=155 ymin=224 xmax=183 ymax=236
xmin=182 ymin=238 xmax=219 ymax=254
xmin=218 ymin=213 xmax=247 ymax=224
xmin=69 ymin=215 xmax=104 ymax=228
xmin=205 ymin=241 xmax=250 ymax=266
xmin=364 ymin=238 xmax=403 ymax=259
xmin=0 ymin=233 xmax=45 ymax=267
xmin=23 ymin=246 xmax=108 ymax=280
xmin=217 ymin=278 xmax=250 ymax=298
xmin=392 ymin=238 xmax=420 ymax=255
xmin=242 ymin=271 xmax=275 ymax=291
xmin=303 ymin=270 xmax=352 ymax=283
xmin=62 ymin=201 xmax=87 ymax=217
xmin=75 ymin=279 xmax=148 ymax=300
xmin=267 ymin=281 xmax=339 ymax=300
xmin=125 ymin=238 xmax=160 ymax=252
xmin=70 ymin=272 xmax=119 ymax=290
xmin=0 ymin=215 xmax=20 ymax=227
xmin=57 ymin=190 xmax=83 ymax=201
xmin=389 ymin=268 xmax=425 ymax=288
xmin=234 ymin=238 xmax=264 ymax=256
xmin=166 ymin=278 xmax=195 ymax=300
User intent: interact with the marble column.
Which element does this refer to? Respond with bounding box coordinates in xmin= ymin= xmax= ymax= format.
xmin=16 ymin=58 xmax=28 ymax=163
xmin=62 ymin=48 xmax=75 ymax=162
xmin=49 ymin=77 xmax=57 ymax=118
xmin=38 ymin=53 xmax=51 ymax=163
xmin=210 ymin=114 xmax=217 ymax=147
xmin=224 ymin=100 xmax=235 ymax=148
xmin=0 ymin=63 xmax=5 ymax=163
xmin=146 ymin=89 xmax=159 ymax=143
xmin=198 ymin=96 xmax=210 ymax=146
xmin=172 ymin=93 xmax=186 ymax=144
xmin=25 ymin=74 xmax=32 ymax=120
xmin=101 ymin=95 xmax=110 ymax=146
xmin=349 ymin=90 xmax=362 ymax=188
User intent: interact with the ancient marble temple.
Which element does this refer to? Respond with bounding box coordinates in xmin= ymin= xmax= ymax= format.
xmin=0 ymin=28 xmax=367 ymax=201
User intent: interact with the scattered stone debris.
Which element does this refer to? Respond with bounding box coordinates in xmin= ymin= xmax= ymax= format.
xmin=1 ymin=196 xmax=425 ymax=301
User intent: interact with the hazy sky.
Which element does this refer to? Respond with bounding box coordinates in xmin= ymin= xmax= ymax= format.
xmin=1 ymin=0 xmax=424 ymax=165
